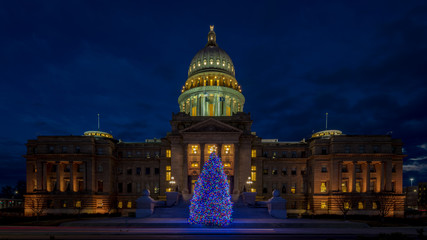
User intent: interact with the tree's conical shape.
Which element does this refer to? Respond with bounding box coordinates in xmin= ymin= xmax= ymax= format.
xmin=188 ymin=152 xmax=233 ymax=226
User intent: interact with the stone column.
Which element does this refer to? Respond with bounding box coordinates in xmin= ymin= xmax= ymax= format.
xmin=36 ymin=161 xmax=43 ymax=190
xmin=337 ymin=161 xmax=342 ymax=192
xmin=351 ymin=161 xmax=356 ymax=192
xmin=365 ymin=162 xmax=371 ymax=192
xmin=42 ymin=162 xmax=47 ymax=191
xmin=183 ymin=145 xmax=188 ymax=193
xmin=234 ymin=143 xmax=240 ymax=194
xmin=200 ymin=144 xmax=205 ymax=170
xmin=380 ymin=161 xmax=385 ymax=192
xmin=217 ymin=143 xmax=222 ymax=158
xmin=385 ymin=160 xmax=392 ymax=191
xmin=70 ymin=162 xmax=74 ymax=192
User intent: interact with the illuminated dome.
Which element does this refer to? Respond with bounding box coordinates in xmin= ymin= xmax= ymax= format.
xmin=311 ymin=130 xmax=343 ymax=138
xmin=84 ymin=131 xmax=113 ymax=139
xmin=178 ymin=26 xmax=245 ymax=117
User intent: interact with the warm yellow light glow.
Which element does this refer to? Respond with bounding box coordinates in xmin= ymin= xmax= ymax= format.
xmin=166 ymin=150 xmax=171 ymax=158
xmin=224 ymin=162 xmax=231 ymax=168
xmin=251 ymin=149 xmax=256 ymax=158
xmin=118 ymin=201 xmax=123 ymax=208
xmin=75 ymin=201 xmax=81 ymax=208
xmin=320 ymin=182 xmax=327 ymax=193
xmin=321 ymin=201 xmax=327 ymax=209
xmin=191 ymin=145 xmax=198 ymax=154
xmin=208 ymin=145 xmax=217 ymax=154
xmin=251 ymin=165 xmax=256 ymax=181
xmin=358 ymin=202 xmax=364 ymax=209
xmin=127 ymin=201 xmax=132 ymax=208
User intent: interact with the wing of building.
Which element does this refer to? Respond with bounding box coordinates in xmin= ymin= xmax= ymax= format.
xmin=24 ymin=26 xmax=406 ymax=217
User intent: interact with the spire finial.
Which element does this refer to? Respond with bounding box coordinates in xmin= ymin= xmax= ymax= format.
xmin=97 ymin=113 xmax=100 ymax=131
xmin=325 ymin=112 xmax=328 ymax=130
xmin=206 ymin=25 xmax=217 ymax=47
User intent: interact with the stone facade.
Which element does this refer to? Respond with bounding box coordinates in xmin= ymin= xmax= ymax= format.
xmin=24 ymin=26 xmax=405 ymax=217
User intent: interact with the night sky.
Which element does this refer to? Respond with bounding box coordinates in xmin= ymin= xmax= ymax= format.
xmin=1 ymin=1 xmax=426 ymax=189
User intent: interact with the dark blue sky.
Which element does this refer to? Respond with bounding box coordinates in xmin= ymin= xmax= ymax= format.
xmin=1 ymin=1 xmax=426 ymax=188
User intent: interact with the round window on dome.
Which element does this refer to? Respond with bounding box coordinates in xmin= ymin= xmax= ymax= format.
xmin=197 ymin=61 xmax=200 ymax=66
xmin=203 ymin=59 xmax=207 ymax=65
xmin=210 ymin=59 xmax=213 ymax=65
xmin=216 ymin=59 xmax=220 ymax=65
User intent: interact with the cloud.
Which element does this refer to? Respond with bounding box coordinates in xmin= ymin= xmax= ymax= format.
xmin=408 ymin=156 xmax=427 ymax=161
xmin=417 ymin=144 xmax=427 ymax=151
xmin=404 ymin=162 xmax=427 ymax=172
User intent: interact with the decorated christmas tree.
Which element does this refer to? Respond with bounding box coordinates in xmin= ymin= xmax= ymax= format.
xmin=188 ymin=151 xmax=233 ymax=226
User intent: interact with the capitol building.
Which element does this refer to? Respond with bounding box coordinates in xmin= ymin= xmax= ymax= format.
xmin=24 ymin=26 xmax=405 ymax=216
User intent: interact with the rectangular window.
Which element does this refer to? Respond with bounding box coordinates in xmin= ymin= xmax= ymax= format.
xmin=251 ymin=166 xmax=256 ymax=181
xmin=166 ymin=150 xmax=171 ymax=158
xmin=251 ymin=149 xmax=256 ymax=158
xmin=64 ymin=164 xmax=71 ymax=172
xmin=192 ymin=106 xmax=197 ymax=116
xmin=127 ymin=183 xmax=132 ymax=193
xmin=209 ymin=104 xmax=214 ymax=116
xmin=166 ymin=165 xmax=171 ymax=181
xmin=272 ymin=152 xmax=277 ymax=158
xmin=344 ymin=145 xmax=350 ymax=153
xmin=321 ymin=201 xmax=327 ymax=209
xmin=127 ymin=169 xmax=132 ymax=175
xmin=281 ymin=184 xmax=286 ymax=194
xmin=355 ymin=164 xmax=362 ymax=173
xmin=370 ymin=180 xmax=376 ymax=192
xmin=96 ymin=199 xmax=103 ymax=208
xmin=291 ymin=151 xmax=297 ymax=158
xmin=78 ymin=179 xmax=84 ymax=192
xmin=291 ymin=184 xmax=296 ymax=194
xmin=392 ymin=164 xmax=396 ymax=173
xmin=145 ymin=167 xmax=151 ymax=175
xmin=321 ymin=147 xmax=327 ymax=155
xmin=342 ymin=181 xmax=348 ymax=193
xmin=282 ymin=151 xmax=287 ymax=158
xmin=320 ymin=182 xmax=327 ymax=193
xmin=321 ymin=166 xmax=327 ymax=173
xmin=355 ymin=181 xmax=361 ymax=193
xmin=373 ymin=145 xmax=379 ymax=153
xmin=155 ymin=168 xmax=160 ymax=175
xmin=118 ymin=201 xmax=123 ymax=209
xmin=61 ymin=200 xmax=68 ymax=208
xmin=359 ymin=145 xmax=365 ymax=153
xmin=372 ymin=202 xmax=377 ymax=209
xmin=75 ymin=200 xmax=82 ymax=208
xmin=272 ymin=169 xmax=278 ymax=175
xmin=118 ymin=183 xmax=123 ymax=193
xmin=62 ymin=146 xmax=68 ymax=153
xmin=127 ymin=201 xmax=132 ymax=209
xmin=342 ymin=165 xmax=348 ymax=172
xmin=370 ymin=165 xmax=376 ymax=173
xmin=136 ymin=167 xmax=141 ymax=175
xmin=358 ymin=202 xmax=364 ymax=209
xmin=282 ymin=168 xmax=287 ymax=175
xmin=291 ymin=168 xmax=297 ymax=175
xmin=226 ymin=106 xmax=231 ymax=116
xmin=97 ymin=181 xmax=103 ymax=192
xmin=78 ymin=164 xmax=85 ymax=172
xmin=51 ymin=165 xmax=57 ymax=172
xmin=263 ymin=168 xmax=268 ymax=175
xmin=392 ymin=181 xmax=396 ymax=192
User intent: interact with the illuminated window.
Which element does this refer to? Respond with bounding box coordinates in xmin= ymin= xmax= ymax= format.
xmin=118 ymin=201 xmax=123 ymax=208
xmin=342 ymin=181 xmax=348 ymax=192
xmin=358 ymin=202 xmax=364 ymax=209
xmin=344 ymin=201 xmax=350 ymax=210
xmin=321 ymin=201 xmax=327 ymax=209
xmin=127 ymin=201 xmax=132 ymax=208
xmin=192 ymin=106 xmax=197 ymax=116
xmin=223 ymin=162 xmax=231 ymax=168
xmin=251 ymin=166 xmax=256 ymax=181
xmin=191 ymin=162 xmax=199 ymax=168
xmin=356 ymin=181 xmax=361 ymax=193
xmin=191 ymin=145 xmax=198 ymax=154
xmin=291 ymin=184 xmax=296 ymax=194
xmin=320 ymin=182 xmax=327 ymax=193
xmin=96 ymin=199 xmax=103 ymax=208
xmin=210 ymin=59 xmax=213 ymax=64
xmin=224 ymin=145 xmax=231 ymax=155
xmin=372 ymin=202 xmax=377 ymax=209
xmin=209 ymin=103 xmax=214 ymax=116
xmin=251 ymin=188 xmax=256 ymax=192
xmin=166 ymin=188 xmax=172 ymax=192
xmin=272 ymin=168 xmax=278 ymax=175
xmin=75 ymin=200 xmax=81 ymax=208
xmin=62 ymin=200 xmax=68 ymax=208
xmin=207 ymin=145 xmax=217 ymax=154
xmin=251 ymin=149 xmax=256 ymax=158
xmin=203 ymin=59 xmax=207 ymax=65
xmin=197 ymin=60 xmax=200 ymax=66
xmin=166 ymin=166 xmax=171 ymax=181
xmin=166 ymin=150 xmax=171 ymax=158
xmin=226 ymin=106 xmax=231 ymax=116
xmin=216 ymin=59 xmax=220 ymax=65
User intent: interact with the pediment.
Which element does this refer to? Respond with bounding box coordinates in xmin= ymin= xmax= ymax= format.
xmin=180 ymin=118 xmax=243 ymax=133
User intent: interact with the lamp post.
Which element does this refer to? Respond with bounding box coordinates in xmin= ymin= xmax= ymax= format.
xmin=170 ymin=176 xmax=176 ymax=192
xmin=410 ymin=178 xmax=414 ymax=187
xmin=246 ymin=177 xmax=253 ymax=192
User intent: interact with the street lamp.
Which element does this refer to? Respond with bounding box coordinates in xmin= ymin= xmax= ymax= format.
xmin=170 ymin=176 xmax=176 ymax=192
xmin=246 ymin=177 xmax=253 ymax=192
xmin=410 ymin=178 xmax=414 ymax=187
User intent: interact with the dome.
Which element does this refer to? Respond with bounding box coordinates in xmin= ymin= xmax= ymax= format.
xmin=178 ymin=26 xmax=245 ymax=117
xmin=187 ymin=26 xmax=235 ymax=78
